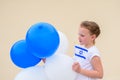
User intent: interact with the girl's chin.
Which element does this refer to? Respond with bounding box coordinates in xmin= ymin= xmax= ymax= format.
xmin=79 ymin=43 xmax=83 ymax=45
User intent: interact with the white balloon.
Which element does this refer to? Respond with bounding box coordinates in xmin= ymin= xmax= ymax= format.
xmin=44 ymin=54 xmax=77 ymax=80
xmin=55 ymin=31 xmax=69 ymax=54
xmin=14 ymin=66 xmax=49 ymax=80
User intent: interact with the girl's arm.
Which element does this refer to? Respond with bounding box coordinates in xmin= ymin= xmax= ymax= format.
xmin=72 ymin=56 xmax=103 ymax=79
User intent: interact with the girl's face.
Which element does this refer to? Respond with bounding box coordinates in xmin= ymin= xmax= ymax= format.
xmin=78 ymin=27 xmax=95 ymax=48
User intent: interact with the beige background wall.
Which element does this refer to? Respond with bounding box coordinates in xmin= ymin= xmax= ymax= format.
xmin=0 ymin=0 xmax=120 ymax=80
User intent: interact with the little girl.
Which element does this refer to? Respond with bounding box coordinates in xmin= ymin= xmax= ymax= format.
xmin=72 ymin=21 xmax=103 ymax=80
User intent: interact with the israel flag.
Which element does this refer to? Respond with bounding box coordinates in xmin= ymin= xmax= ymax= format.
xmin=74 ymin=45 xmax=88 ymax=60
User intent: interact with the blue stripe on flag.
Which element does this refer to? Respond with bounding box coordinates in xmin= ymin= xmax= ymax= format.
xmin=75 ymin=53 xmax=86 ymax=59
xmin=75 ymin=46 xmax=88 ymax=52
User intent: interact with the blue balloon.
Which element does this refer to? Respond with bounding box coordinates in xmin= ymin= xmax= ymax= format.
xmin=26 ymin=22 xmax=60 ymax=58
xmin=10 ymin=40 xmax=41 ymax=68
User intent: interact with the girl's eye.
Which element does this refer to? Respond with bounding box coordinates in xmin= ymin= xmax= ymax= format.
xmin=81 ymin=35 xmax=84 ymax=37
xmin=80 ymin=34 xmax=85 ymax=37
xmin=78 ymin=33 xmax=85 ymax=37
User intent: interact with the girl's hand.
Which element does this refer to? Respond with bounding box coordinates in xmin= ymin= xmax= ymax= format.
xmin=42 ymin=58 xmax=46 ymax=63
xmin=72 ymin=62 xmax=81 ymax=73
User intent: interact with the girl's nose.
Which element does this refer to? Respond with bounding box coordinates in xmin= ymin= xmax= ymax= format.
xmin=78 ymin=36 xmax=81 ymax=40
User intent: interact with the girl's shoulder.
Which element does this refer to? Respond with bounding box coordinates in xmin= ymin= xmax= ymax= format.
xmin=88 ymin=46 xmax=100 ymax=60
xmin=88 ymin=46 xmax=99 ymax=53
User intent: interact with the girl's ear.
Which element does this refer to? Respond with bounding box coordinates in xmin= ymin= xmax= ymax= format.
xmin=91 ymin=34 xmax=96 ymax=41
